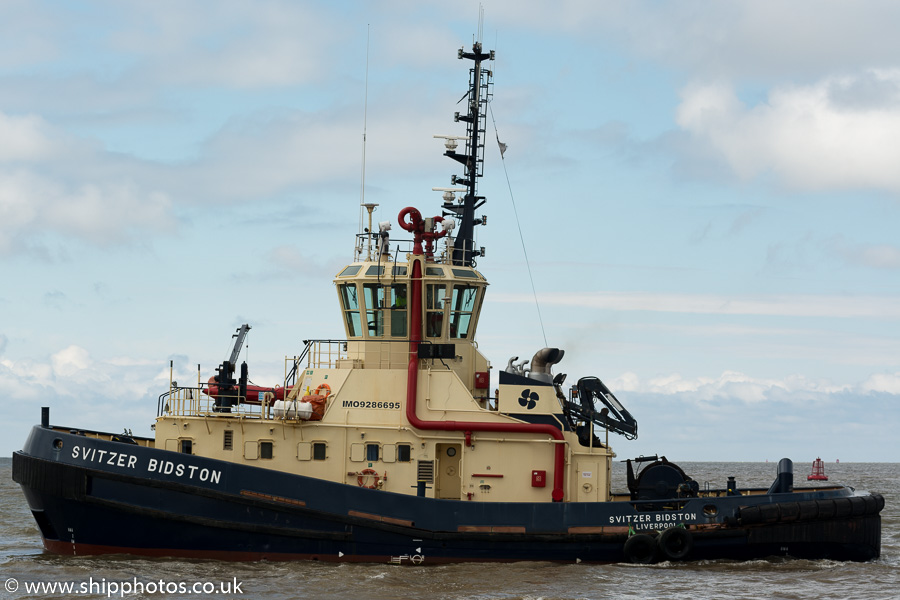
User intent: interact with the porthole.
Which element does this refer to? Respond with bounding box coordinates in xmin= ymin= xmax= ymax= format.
xmin=446 ymin=447 xmax=457 ymax=457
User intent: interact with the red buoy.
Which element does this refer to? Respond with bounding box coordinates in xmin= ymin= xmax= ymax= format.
xmin=808 ymin=457 xmax=828 ymax=481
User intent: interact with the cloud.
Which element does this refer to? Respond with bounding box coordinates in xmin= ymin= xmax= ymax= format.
xmin=495 ymin=291 xmax=900 ymax=319
xmin=828 ymin=237 xmax=900 ymax=270
xmin=109 ymin=1 xmax=335 ymax=89
xmin=50 ymin=345 xmax=93 ymax=377
xmin=0 ymin=167 xmax=176 ymax=257
xmin=0 ymin=111 xmax=178 ymax=257
xmin=675 ymin=70 xmax=900 ymax=193
xmin=0 ymin=345 xmax=183 ymax=434
xmin=488 ymin=1 xmax=900 ymax=81
xmin=611 ymin=370 xmax=851 ymax=403
xmin=0 ymin=112 xmax=60 ymax=160
xmin=860 ymin=372 xmax=900 ymax=394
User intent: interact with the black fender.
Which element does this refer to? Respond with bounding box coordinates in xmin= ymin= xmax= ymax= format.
xmin=657 ymin=527 xmax=693 ymax=561
xmin=623 ymin=533 xmax=657 ymax=564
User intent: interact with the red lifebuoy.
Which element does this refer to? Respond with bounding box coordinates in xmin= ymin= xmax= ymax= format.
xmin=314 ymin=383 xmax=331 ymax=398
xmin=357 ymin=468 xmax=381 ymax=489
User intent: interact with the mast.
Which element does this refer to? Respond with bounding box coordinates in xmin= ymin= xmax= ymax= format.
xmin=443 ymin=42 xmax=494 ymax=267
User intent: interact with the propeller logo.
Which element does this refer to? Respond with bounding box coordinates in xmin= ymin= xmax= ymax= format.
xmin=518 ymin=389 xmax=539 ymax=410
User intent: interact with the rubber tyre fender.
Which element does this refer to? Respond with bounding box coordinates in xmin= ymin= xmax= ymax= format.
xmin=797 ymin=500 xmax=819 ymax=522
xmin=657 ymin=527 xmax=693 ymax=561
xmin=740 ymin=506 xmax=761 ymax=525
xmin=833 ymin=497 xmax=852 ymax=518
xmin=778 ymin=502 xmax=800 ymax=523
xmin=849 ymin=496 xmax=867 ymax=517
xmin=758 ymin=503 xmax=781 ymax=524
xmin=816 ymin=499 xmax=835 ymax=519
xmin=623 ymin=534 xmax=658 ymax=564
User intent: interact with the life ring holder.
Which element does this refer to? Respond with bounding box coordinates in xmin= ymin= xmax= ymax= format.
xmin=357 ymin=468 xmax=381 ymax=489
xmin=313 ymin=383 xmax=331 ymax=397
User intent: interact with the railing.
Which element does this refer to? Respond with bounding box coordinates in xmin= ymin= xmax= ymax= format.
xmin=158 ymin=384 xmax=269 ymax=419
xmin=305 ymin=339 xmax=349 ymax=368
xmin=157 ymin=338 xmax=420 ymax=418
xmin=353 ymin=233 xmax=458 ymax=265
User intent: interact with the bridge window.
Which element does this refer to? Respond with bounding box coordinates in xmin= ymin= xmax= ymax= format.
xmin=390 ymin=284 xmax=407 ymax=337
xmin=339 ymin=265 xmax=361 ymax=277
xmin=449 ymin=285 xmax=478 ymax=339
xmin=363 ymin=284 xmax=385 ymax=337
xmin=339 ymin=284 xmax=362 ymax=337
xmin=426 ymin=284 xmax=447 ymax=338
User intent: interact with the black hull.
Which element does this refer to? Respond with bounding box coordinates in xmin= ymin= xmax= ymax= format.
xmin=13 ymin=426 xmax=882 ymax=564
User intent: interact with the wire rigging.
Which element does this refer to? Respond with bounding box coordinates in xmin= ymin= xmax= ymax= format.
xmin=488 ymin=102 xmax=548 ymax=347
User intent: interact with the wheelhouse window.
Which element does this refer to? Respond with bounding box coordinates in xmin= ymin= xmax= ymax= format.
xmin=449 ymin=284 xmax=478 ymax=339
xmin=363 ymin=284 xmax=385 ymax=337
xmin=426 ymin=284 xmax=447 ymax=338
xmin=390 ymin=284 xmax=407 ymax=337
xmin=339 ymin=283 xmax=362 ymax=337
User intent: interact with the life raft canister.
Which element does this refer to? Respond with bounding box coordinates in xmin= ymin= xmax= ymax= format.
xmin=301 ymin=383 xmax=332 ymax=421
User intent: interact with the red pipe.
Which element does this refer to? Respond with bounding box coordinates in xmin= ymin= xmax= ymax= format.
xmin=404 ymin=255 xmax=566 ymax=501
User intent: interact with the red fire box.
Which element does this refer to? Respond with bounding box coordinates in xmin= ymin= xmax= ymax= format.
xmin=474 ymin=371 xmax=489 ymax=389
xmin=531 ymin=470 xmax=546 ymax=487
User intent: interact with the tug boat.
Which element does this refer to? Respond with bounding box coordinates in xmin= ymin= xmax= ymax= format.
xmin=13 ymin=39 xmax=882 ymax=564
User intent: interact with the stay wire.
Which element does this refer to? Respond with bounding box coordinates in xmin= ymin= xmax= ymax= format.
xmin=488 ymin=102 xmax=548 ymax=348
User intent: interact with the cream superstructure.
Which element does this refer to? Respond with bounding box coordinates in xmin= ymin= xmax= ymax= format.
xmin=155 ymin=249 xmax=614 ymax=504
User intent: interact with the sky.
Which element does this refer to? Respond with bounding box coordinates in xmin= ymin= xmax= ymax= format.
xmin=1 ymin=0 xmax=898 ymax=464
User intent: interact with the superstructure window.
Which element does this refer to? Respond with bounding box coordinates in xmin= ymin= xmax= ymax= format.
xmin=449 ymin=284 xmax=478 ymax=339
xmin=366 ymin=443 xmax=380 ymax=461
xmin=313 ymin=442 xmax=327 ymax=460
xmin=260 ymin=441 xmax=273 ymax=459
xmin=339 ymin=284 xmax=362 ymax=337
xmin=397 ymin=444 xmax=411 ymax=462
xmin=180 ymin=439 xmax=192 ymax=455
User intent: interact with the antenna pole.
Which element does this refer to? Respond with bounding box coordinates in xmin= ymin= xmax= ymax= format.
xmin=443 ymin=41 xmax=493 ymax=267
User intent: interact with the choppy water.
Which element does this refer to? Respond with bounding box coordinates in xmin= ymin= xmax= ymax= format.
xmin=1 ymin=458 xmax=897 ymax=600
